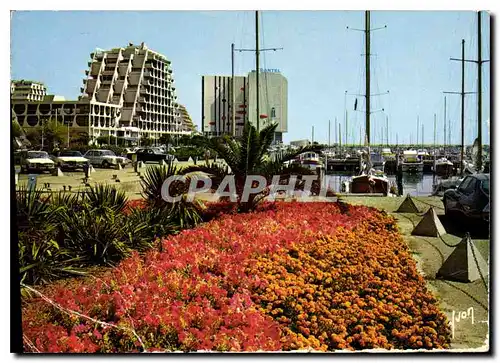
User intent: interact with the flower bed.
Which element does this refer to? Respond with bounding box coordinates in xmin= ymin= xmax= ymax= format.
xmin=22 ymin=202 xmax=451 ymax=352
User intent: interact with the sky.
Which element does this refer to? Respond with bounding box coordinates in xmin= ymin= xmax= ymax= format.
xmin=10 ymin=10 xmax=490 ymax=145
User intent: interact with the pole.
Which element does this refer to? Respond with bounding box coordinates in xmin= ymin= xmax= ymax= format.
xmin=255 ymin=11 xmax=260 ymax=132
xmin=328 ymin=120 xmax=331 ymax=146
xmin=434 ymin=113 xmax=437 ymax=154
xmin=231 ymin=43 xmax=236 ymax=137
xmin=477 ymin=11 xmax=483 ymax=170
xmin=345 ymin=110 xmax=348 ymax=146
xmin=461 ymin=39 xmax=465 ymax=175
xmin=422 ymin=124 xmax=424 ymax=149
xmin=417 ymin=116 xmax=419 ymax=149
xmin=365 ymin=10 xmax=371 ymax=145
xmin=312 ymin=125 xmax=314 ymax=144
xmin=339 ymin=122 xmax=342 ymax=149
xmin=344 ymin=91 xmax=347 ymax=144
xmin=386 ymin=115 xmax=389 ymax=146
xmin=444 ymin=96 xmax=447 ymax=154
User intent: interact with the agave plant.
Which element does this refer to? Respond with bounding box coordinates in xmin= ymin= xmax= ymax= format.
xmin=59 ymin=203 xmax=131 ymax=265
xmin=16 ymin=186 xmax=61 ymax=233
xmin=181 ymin=121 xmax=320 ymax=212
xmin=84 ymin=183 xmax=128 ymax=214
xmin=19 ymin=236 xmax=85 ymax=286
xmin=125 ymin=205 xmax=177 ymax=251
xmin=140 ymin=163 xmax=203 ymax=229
xmin=140 ymin=163 xmax=184 ymax=206
xmin=16 ymin=187 xmax=86 ymax=287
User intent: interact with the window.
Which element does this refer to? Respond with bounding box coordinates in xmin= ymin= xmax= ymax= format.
xmin=60 ymin=151 xmax=83 ymax=157
xmin=458 ymin=177 xmax=476 ymax=195
xmin=27 ymin=151 xmax=49 ymax=159
xmin=271 ymin=107 xmax=276 ymax=118
xmin=481 ymin=179 xmax=489 ymax=195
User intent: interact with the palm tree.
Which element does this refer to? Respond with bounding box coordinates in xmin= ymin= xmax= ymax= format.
xmin=182 ymin=121 xmax=321 ymax=212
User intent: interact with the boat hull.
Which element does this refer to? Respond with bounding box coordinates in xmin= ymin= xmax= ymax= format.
xmin=434 ymin=162 xmax=454 ymax=177
xmin=351 ymin=175 xmax=389 ymax=195
xmin=402 ymin=163 xmax=424 ymax=173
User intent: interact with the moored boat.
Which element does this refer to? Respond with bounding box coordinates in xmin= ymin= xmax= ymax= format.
xmin=434 ymin=157 xmax=454 ymax=176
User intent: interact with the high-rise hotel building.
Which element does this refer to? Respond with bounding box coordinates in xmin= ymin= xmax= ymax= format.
xmin=80 ymin=42 xmax=188 ymax=141
xmin=11 ymin=42 xmax=191 ymax=144
xmin=201 ymin=70 xmax=287 ymax=142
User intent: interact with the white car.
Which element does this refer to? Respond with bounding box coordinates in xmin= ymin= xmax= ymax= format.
xmin=83 ymin=149 xmax=129 ymax=168
xmin=21 ymin=151 xmax=55 ymax=173
xmin=54 ymin=150 xmax=89 ymax=171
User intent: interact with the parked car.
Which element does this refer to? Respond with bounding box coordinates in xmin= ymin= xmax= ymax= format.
xmin=20 ymin=151 xmax=55 ymax=173
xmin=443 ymin=173 xmax=490 ymax=224
xmin=83 ymin=149 xmax=130 ymax=168
xmin=127 ymin=148 xmax=173 ymax=164
xmin=53 ymin=150 xmax=89 ymax=171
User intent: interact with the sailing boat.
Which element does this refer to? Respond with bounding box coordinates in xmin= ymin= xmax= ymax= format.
xmin=351 ymin=142 xmax=390 ymax=194
xmin=349 ymin=11 xmax=390 ymax=195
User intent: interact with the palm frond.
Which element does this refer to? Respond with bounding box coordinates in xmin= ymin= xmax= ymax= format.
xmin=257 ymin=122 xmax=279 ymax=161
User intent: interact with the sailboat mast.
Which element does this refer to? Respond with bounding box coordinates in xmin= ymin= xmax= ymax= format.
xmin=328 ymin=119 xmax=331 ymax=146
xmin=255 ymin=11 xmax=260 ymax=132
xmin=345 ymin=110 xmax=348 ymax=146
xmin=365 ymin=10 xmax=371 ymax=145
xmin=386 ymin=115 xmax=389 ymax=146
xmin=444 ymin=96 xmax=447 ymax=154
xmin=339 ymin=122 xmax=342 ymax=149
xmin=231 ymin=43 xmax=235 ymax=137
xmin=434 ymin=113 xmax=437 ymax=154
xmin=477 ymin=11 xmax=483 ymax=170
xmin=461 ymin=39 xmax=465 ymax=175
xmin=417 ymin=116 xmax=419 ymax=148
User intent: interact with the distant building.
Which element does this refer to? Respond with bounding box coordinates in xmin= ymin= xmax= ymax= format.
xmin=177 ymin=104 xmax=196 ymax=133
xmin=290 ymin=139 xmax=310 ymax=148
xmin=247 ymin=70 xmax=288 ymax=143
xmin=201 ymin=70 xmax=288 ymax=142
xmin=11 ymin=95 xmax=121 ymax=136
xmin=11 ymin=80 xmax=47 ymax=102
xmin=201 ymin=75 xmax=248 ymax=137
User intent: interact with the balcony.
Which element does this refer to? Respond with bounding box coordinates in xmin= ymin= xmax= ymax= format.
xmin=96 ymin=88 xmax=111 ymax=103
xmin=102 ymin=69 xmax=116 ymax=76
xmin=85 ymin=79 xmax=100 ymax=94
xmin=128 ymin=72 xmax=141 ymax=85
xmin=90 ymin=62 xmax=103 ymax=76
xmin=120 ymin=107 xmax=133 ymax=122
xmin=124 ymin=92 xmax=137 ymax=103
xmin=118 ymin=63 xmax=131 ymax=75
xmin=114 ymin=79 xmax=127 ymax=94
